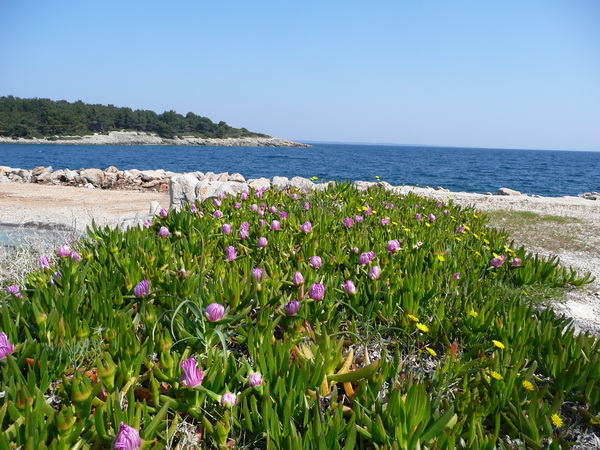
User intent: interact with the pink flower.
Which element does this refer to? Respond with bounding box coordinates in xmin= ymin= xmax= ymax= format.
xmin=284 ymin=300 xmax=300 ymax=316
xmin=260 ymin=203 xmax=267 ymax=210
xmin=443 ymin=209 xmax=450 ymax=216
xmin=57 ymin=244 xmax=71 ymax=257
xmin=239 ymin=228 xmax=249 ymax=240
xmin=134 ymin=279 xmax=150 ymax=298
xmin=158 ymin=226 xmax=170 ymax=238
xmin=0 ymin=332 xmax=14 ymax=359
xmin=292 ymin=271 xmax=304 ymax=286
xmin=380 ymin=217 xmax=389 ymax=226
xmin=257 ymin=237 xmax=268 ymax=248
xmin=269 ymin=206 xmax=277 ymax=214
xmin=304 ymin=202 xmax=310 ymax=211
xmin=414 ymin=213 xmax=422 ymax=221
xmin=213 ymin=198 xmax=222 ymax=207
xmin=6 ymin=285 xmax=20 ymax=297
xmin=308 ymin=283 xmax=325 ymax=301
xmin=205 ymin=303 xmax=225 ymax=322
xmin=234 ymin=202 xmax=241 ymax=209
xmin=368 ymin=266 xmax=381 ymax=280
xmin=309 ymin=255 xmax=322 ymax=268
xmin=290 ymin=193 xmax=298 ymax=200
xmin=252 ymin=267 xmax=263 ymax=282
xmin=248 ymin=373 xmax=263 ymax=387
xmin=113 ymin=422 xmax=142 ymax=449
xmin=300 ymin=222 xmax=312 ymax=233
xmin=343 ymin=218 xmax=353 ymax=228
xmin=40 ymin=256 xmax=51 ymax=270
xmin=342 ymin=280 xmax=357 ymax=295
xmin=70 ymin=251 xmax=82 ymax=262
xmin=219 ymin=192 xmax=226 ymax=199
xmin=511 ymin=258 xmax=522 ymax=267
xmin=225 ymin=246 xmax=237 ymax=261
xmin=213 ymin=210 xmax=223 ymax=219
xmin=279 ymin=211 xmax=287 ymax=220
xmin=221 ymin=392 xmax=238 ymax=408
xmin=258 ymin=209 xmax=265 ymax=217
xmin=354 ymin=215 xmax=364 ymax=223
xmin=359 ymin=253 xmax=371 ymax=265
xmin=387 ymin=239 xmax=401 ymax=253
xmin=221 ymin=223 xmax=232 ymax=235
xmin=270 ymin=220 xmax=281 ymax=231
xmin=435 ymin=201 xmax=443 ymax=207
xmin=190 ymin=204 xmax=199 ymax=213
xmin=457 ymin=225 xmax=466 ymax=233
xmin=180 ymin=357 xmax=204 ymax=388
xmin=159 ymin=208 xmax=168 ymax=218
xmin=351 ymin=247 xmax=360 ymax=254
xmin=453 ymin=272 xmax=460 ymax=280
xmin=259 ymin=219 xmax=267 ymax=227
xmin=241 ymin=191 xmax=249 ymax=200
xmin=428 ymin=214 xmax=436 ymax=222
xmin=491 ymin=255 xmax=506 ymax=268
xmin=367 ymin=250 xmax=376 ymax=261
xmin=143 ymin=221 xmax=152 ymax=227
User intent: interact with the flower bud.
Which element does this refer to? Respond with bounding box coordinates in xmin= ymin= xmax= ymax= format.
xmin=300 ymin=222 xmax=312 ymax=233
xmin=213 ymin=210 xmax=223 ymax=219
xmin=248 ymin=373 xmax=263 ymax=387
xmin=221 ymin=392 xmax=238 ymax=408
xmin=257 ymin=237 xmax=268 ymax=248
xmin=292 ymin=271 xmax=304 ymax=286
xmin=284 ymin=300 xmax=300 ymax=316
xmin=252 ymin=267 xmax=263 ymax=282
xmin=342 ymin=280 xmax=357 ymax=295
xmin=205 ymin=303 xmax=225 ymax=322
xmin=221 ymin=223 xmax=232 ymax=235
xmin=0 ymin=332 xmax=14 ymax=359
xmin=270 ymin=220 xmax=281 ymax=231
xmin=180 ymin=357 xmax=204 ymax=388
xmin=368 ymin=266 xmax=381 ymax=280
xmin=113 ymin=422 xmax=142 ymax=449
xmin=308 ymin=283 xmax=325 ymax=301
xmin=309 ymin=255 xmax=322 ymax=268
xmin=225 ymin=246 xmax=237 ymax=261
xmin=133 ymin=279 xmax=150 ymax=298
xmin=158 ymin=226 xmax=170 ymax=238
xmin=57 ymin=244 xmax=71 ymax=257
xmin=159 ymin=208 xmax=168 ymax=218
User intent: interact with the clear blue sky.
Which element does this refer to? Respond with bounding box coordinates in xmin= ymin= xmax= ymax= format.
xmin=1 ymin=1 xmax=599 ymax=151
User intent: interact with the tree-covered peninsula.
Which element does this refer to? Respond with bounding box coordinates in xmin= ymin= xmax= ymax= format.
xmin=0 ymin=96 xmax=268 ymax=139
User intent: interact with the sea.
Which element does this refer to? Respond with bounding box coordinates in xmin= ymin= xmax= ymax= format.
xmin=0 ymin=142 xmax=599 ymax=197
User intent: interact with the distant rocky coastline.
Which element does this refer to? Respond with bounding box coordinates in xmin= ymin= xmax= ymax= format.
xmin=0 ymin=130 xmax=312 ymax=147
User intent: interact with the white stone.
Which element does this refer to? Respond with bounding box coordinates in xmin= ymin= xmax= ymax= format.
xmin=170 ymin=173 xmax=201 ymax=208
xmin=498 ymin=188 xmax=522 ymax=196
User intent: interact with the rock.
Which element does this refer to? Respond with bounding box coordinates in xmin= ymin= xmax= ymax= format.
xmin=32 ymin=166 xmax=52 ymax=177
xmin=84 ymin=183 xmax=96 ymax=189
xmin=170 ymin=173 xmax=201 ymax=208
xmin=9 ymin=174 xmax=22 ymax=182
xmin=64 ymin=169 xmax=78 ymax=182
xmin=149 ymin=201 xmax=162 ymax=216
xmin=498 ymin=188 xmax=522 ymax=196
xmin=105 ymin=165 xmax=119 ymax=173
xmin=216 ymin=172 xmax=229 ymax=182
xmin=140 ymin=169 xmax=166 ymax=182
xmin=80 ymin=168 xmax=104 ymax=186
xmin=215 ymin=181 xmax=249 ymax=198
xmin=50 ymin=170 xmax=66 ymax=184
xmin=435 ymin=186 xmax=449 ymax=192
xmin=195 ymin=181 xmax=221 ymax=202
xmin=247 ymin=177 xmax=271 ymax=191
xmin=101 ymin=173 xmax=117 ymax=189
xmin=229 ymin=173 xmax=245 ymax=183
xmin=272 ymin=176 xmax=290 ymax=190
xmin=124 ymin=169 xmax=142 ymax=180
xmin=354 ymin=181 xmax=377 ymax=191
xmin=289 ymin=176 xmax=315 ymax=191
xmin=578 ymin=192 xmax=600 ymax=201
xmin=202 ymin=172 xmax=217 ymax=182
xmin=0 ymin=174 xmax=9 ymax=183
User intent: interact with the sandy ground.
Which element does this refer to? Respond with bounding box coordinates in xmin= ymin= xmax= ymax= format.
xmin=1 ymin=182 xmax=599 ymax=334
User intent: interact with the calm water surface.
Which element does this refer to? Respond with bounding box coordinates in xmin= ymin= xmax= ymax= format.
xmin=1 ymin=143 xmax=599 ymax=197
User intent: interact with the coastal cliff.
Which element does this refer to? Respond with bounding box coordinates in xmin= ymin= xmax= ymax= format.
xmin=0 ymin=131 xmax=311 ymax=147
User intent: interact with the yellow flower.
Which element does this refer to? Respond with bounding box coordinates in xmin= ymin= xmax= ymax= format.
xmin=455 ymin=237 xmax=462 ymax=242
xmin=474 ymin=251 xmax=481 ymax=258
xmin=469 ymin=311 xmax=478 ymax=318
xmin=425 ymin=347 xmax=437 ymax=357
xmin=392 ymin=221 xmax=398 ymax=226
xmin=463 ymin=225 xmax=471 ymax=231
xmin=310 ymin=176 xmax=318 ymax=181
xmin=362 ymin=206 xmax=368 ymax=211
xmin=492 ymin=340 xmax=505 ymax=349
xmin=551 ymin=414 xmax=563 ymax=427
xmin=416 ymin=323 xmax=429 ymax=333
xmin=491 ymin=371 xmax=503 ymax=381
xmin=473 ymin=233 xmax=479 ymax=239
xmin=483 ymin=238 xmax=490 ymax=245
xmin=437 ymin=254 xmax=445 ymax=262
xmin=408 ymin=314 xmax=419 ymax=322
xmin=473 ymin=214 xmax=479 ymax=218
xmin=372 ymin=210 xmax=377 ymax=214
xmin=522 ymin=380 xmax=534 ymax=391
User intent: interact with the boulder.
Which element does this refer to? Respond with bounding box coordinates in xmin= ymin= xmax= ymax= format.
xmin=354 ymin=181 xmax=377 ymax=191
xmin=272 ymin=176 xmax=290 ymax=190
xmin=64 ymin=169 xmax=78 ymax=182
xmin=32 ymin=166 xmax=53 ymax=183
xmin=215 ymin=181 xmax=249 ymax=198
xmin=124 ymin=169 xmax=142 ymax=180
xmin=105 ymin=165 xmax=119 ymax=173
xmin=80 ymin=168 xmax=104 ymax=186
xmin=140 ymin=169 xmax=166 ymax=182
xmin=195 ymin=181 xmax=221 ymax=202
xmin=229 ymin=173 xmax=246 ymax=183
xmin=101 ymin=173 xmax=117 ymax=189
xmin=216 ymin=172 xmax=229 ymax=182
xmin=50 ymin=170 xmax=66 ymax=184
xmin=578 ymin=192 xmax=600 ymax=201
xmin=170 ymin=173 xmax=201 ymax=208
xmin=289 ymin=176 xmax=315 ymax=191
xmin=498 ymin=188 xmax=522 ymax=196
xmin=247 ymin=177 xmax=271 ymax=191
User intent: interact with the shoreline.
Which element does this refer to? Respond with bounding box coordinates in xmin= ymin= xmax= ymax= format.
xmin=0 ymin=130 xmax=311 ymax=148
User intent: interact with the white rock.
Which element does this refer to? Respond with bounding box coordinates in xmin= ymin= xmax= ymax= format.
xmin=170 ymin=173 xmax=201 ymax=208
xmin=272 ymin=176 xmax=290 ymax=190
xmin=498 ymin=188 xmax=522 ymax=196
xmin=80 ymin=168 xmax=104 ymax=186
xmin=229 ymin=173 xmax=246 ymax=183
xmin=248 ymin=177 xmax=271 ymax=191
xmin=289 ymin=176 xmax=315 ymax=190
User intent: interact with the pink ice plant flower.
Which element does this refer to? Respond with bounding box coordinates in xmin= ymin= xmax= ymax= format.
xmin=252 ymin=267 xmax=263 ymax=282
xmin=279 ymin=211 xmax=287 ymax=220
xmin=158 ymin=226 xmax=170 ymax=238
xmin=436 ymin=201 xmax=443 ymax=207
xmin=205 ymin=303 xmax=225 ymax=322
xmin=221 ymin=392 xmax=238 ymax=408
xmin=387 ymin=239 xmax=401 ymax=253
xmin=284 ymin=300 xmax=300 ymax=316
xmin=225 ymin=246 xmax=237 ymax=261
xmin=354 ymin=215 xmax=364 ymax=223
xmin=213 ymin=210 xmax=223 ymax=219
xmin=251 ymin=204 xmax=259 ymax=212
xmin=342 ymin=280 xmax=357 ymax=295
xmin=143 ymin=221 xmax=152 ymax=227
xmin=428 ymin=213 xmax=436 ymax=222
xmin=39 ymin=256 xmax=51 ymax=270
xmin=213 ymin=198 xmax=222 ymax=207
xmin=257 ymin=237 xmax=268 ymax=248
xmin=6 ymin=285 xmax=22 ymax=298
xmin=113 ymin=422 xmax=142 ymax=450
xmin=221 ymin=223 xmax=232 ymax=235
xmin=70 ymin=251 xmax=82 ymax=262
xmin=359 ymin=253 xmax=371 ymax=265
xmin=309 ymin=255 xmax=322 ymax=268
xmin=491 ymin=255 xmax=506 ymax=268
xmin=414 ymin=213 xmax=422 ymax=221
xmin=300 ymin=222 xmax=312 ymax=233
xmin=343 ymin=217 xmax=353 ymax=228
xmin=292 ymin=271 xmax=304 ymax=286
xmin=159 ymin=208 xmax=168 ymax=218
xmin=453 ymin=272 xmax=460 ymax=280
xmin=134 ymin=279 xmax=150 ymax=298
xmin=303 ymin=202 xmax=310 ymax=211
xmin=57 ymin=244 xmax=71 ymax=257
xmin=368 ymin=266 xmax=381 ymax=280
xmin=180 ymin=357 xmax=204 ymax=388
xmin=190 ymin=204 xmax=198 ymax=213
xmin=269 ymin=206 xmax=277 ymax=214
xmin=511 ymin=258 xmax=522 ymax=267
xmin=443 ymin=209 xmax=450 ymax=216
xmin=0 ymin=332 xmax=14 ymax=359
xmin=248 ymin=373 xmax=263 ymax=387
xmin=308 ymin=283 xmax=325 ymax=301
xmin=270 ymin=220 xmax=281 ymax=231
xmin=234 ymin=202 xmax=241 ymax=209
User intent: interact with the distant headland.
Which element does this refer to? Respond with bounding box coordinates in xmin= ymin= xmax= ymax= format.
xmin=0 ymin=96 xmax=311 ymax=148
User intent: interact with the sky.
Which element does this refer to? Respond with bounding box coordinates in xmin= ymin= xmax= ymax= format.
xmin=0 ymin=1 xmax=599 ymax=151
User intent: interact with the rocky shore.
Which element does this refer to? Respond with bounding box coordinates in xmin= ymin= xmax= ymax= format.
xmin=0 ymin=130 xmax=312 ymax=147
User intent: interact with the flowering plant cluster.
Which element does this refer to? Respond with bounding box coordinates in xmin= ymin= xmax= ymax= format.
xmin=0 ymin=182 xmax=596 ymax=448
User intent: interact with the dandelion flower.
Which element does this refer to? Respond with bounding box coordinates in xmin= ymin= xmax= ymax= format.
xmin=522 ymin=380 xmax=534 ymax=391
xmin=469 ymin=311 xmax=478 ymax=318
xmin=408 ymin=314 xmax=419 ymax=322
xmin=551 ymin=413 xmax=563 ymax=427
xmin=425 ymin=347 xmax=437 ymax=357
xmin=492 ymin=340 xmax=505 ymax=350
xmin=491 ymin=371 xmax=503 ymax=381
xmin=416 ymin=323 xmax=429 ymax=333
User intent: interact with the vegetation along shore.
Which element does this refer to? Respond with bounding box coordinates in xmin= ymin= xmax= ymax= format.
xmin=1 ymin=176 xmax=599 ymax=448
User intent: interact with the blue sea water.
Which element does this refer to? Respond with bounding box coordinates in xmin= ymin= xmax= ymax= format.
xmin=0 ymin=142 xmax=599 ymax=197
